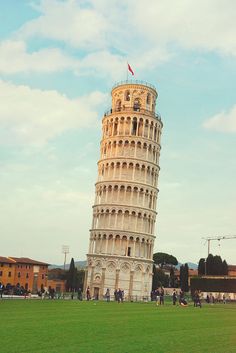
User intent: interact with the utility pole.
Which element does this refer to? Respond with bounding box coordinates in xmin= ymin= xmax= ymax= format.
xmin=202 ymin=235 xmax=236 ymax=256
xmin=62 ymin=245 xmax=69 ymax=270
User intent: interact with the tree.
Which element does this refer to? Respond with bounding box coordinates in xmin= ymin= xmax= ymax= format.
xmin=222 ymin=260 xmax=228 ymax=275
xmin=199 ymin=254 xmax=228 ymax=276
xmin=180 ymin=263 xmax=189 ymax=292
xmin=184 ymin=263 xmax=189 ymax=292
xmin=213 ymin=255 xmax=223 ymax=275
xmin=198 ymin=258 xmax=206 ymax=275
xmin=153 ymin=252 xmax=178 ymax=268
xmin=206 ymin=254 xmax=214 ymax=275
xmin=169 ymin=267 xmax=177 ymax=288
xmin=66 ymin=258 xmax=77 ymax=292
xmin=76 ymin=269 xmax=85 ymax=289
xmin=152 ymin=265 xmax=169 ymax=290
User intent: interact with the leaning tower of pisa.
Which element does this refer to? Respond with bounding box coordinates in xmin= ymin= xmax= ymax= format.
xmin=84 ymin=81 xmax=163 ymax=300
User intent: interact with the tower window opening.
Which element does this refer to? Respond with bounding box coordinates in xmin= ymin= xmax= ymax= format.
xmin=133 ymin=98 xmax=141 ymax=111
xmin=154 ymin=127 xmax=157 ymax=141
xmin=146 ymin=93 xmax=151 ymax=105
xmin=125 ymin=90 xmax=130 ymax=101
xmin=127 ymin=247 xmax=131 ymax=256
xmin=114 ymin=123 xmax=118 ymax=135
xmin=116 ymin=99 xmax=122 ymax=112
xmin=132 ymin=120 xmax=137 ymax=135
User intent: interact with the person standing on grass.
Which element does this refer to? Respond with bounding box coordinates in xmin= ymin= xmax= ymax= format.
xmin=159 ymin=287 xmax=164 ymax=305
xmin=194 ymin=290 xmax=202 ymax=308
xmin=172 ymin=289 xmax=177 ymax=305
xmin=105 ymin=288 xmax=110 ymax=302
xmin=77 ymin=287 xmax=83 ymax=301
xmin=0 ymin=283 xmax=3 ymax=299
xmin=179 ymin=290 xmax=184 ymax=305
xmin=86 ymin=286 xmax=91 ymax=301
xmin=155 ymin=288 xmax=160 ymax=306
xmin=117 ymin=288 xmax=123 ymax=303
xmin=114 ymin=289 xmax=118 ymax=301
xmin=193 ymin=290 xmax=197 ymax=307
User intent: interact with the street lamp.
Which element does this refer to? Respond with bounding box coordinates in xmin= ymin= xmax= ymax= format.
xmin=62 ymin=245 xmax=69 ymax=270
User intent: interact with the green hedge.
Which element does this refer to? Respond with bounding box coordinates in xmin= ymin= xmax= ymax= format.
xmin=190 ymin=277 xmax=236 ymax=293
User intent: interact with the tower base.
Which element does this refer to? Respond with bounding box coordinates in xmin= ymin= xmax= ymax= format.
xmin=84 ymin=254 xmax=153 ymax=301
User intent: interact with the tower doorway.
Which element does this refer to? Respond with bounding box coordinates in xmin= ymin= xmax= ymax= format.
xmin=94 ymin=287 xmax=100 ymax=300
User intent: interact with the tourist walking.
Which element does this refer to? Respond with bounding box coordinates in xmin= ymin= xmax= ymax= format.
xmin=105 ymin=288 xmax=110 ymax=302
xmin=193 ymin=290 xmax=202 ymax=308
xmin=159 ymin=288 xmax=164 ymax=305
xmin=155 ymin=288 xmax=160 ymax=306
xmin=77 ymin=287 xmax=83 ymax=301
xmin=86 ymin=286 xmax=91 ymax=301
xmin=172 ymin=290 xmax=177 ymax=305
xmin=117 ymin=288 xmax=123 ymax=303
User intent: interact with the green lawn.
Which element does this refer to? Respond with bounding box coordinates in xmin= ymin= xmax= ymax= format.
xmin=0 ymin=300 xmax=236 ymax=353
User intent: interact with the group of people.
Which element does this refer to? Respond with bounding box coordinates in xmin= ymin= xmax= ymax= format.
xmin=152 ymin=288 xmax=190 ymax=307
xmin=114 ymin=288 xmax=124 ymax=303
xmin=85 ymin=286 xmax=124 ymax=302
xmin=152 ymin=287 xmax=165 ymax=305
xmin=193 ymin=290 xmax=202 ymax=308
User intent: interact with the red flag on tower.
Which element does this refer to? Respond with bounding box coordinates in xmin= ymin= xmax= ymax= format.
xmin=128 ymin=63 xmax=134 ymax=76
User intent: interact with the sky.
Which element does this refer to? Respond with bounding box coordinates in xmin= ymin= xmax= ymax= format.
xmin=0 ymin=0 xmax=236 ymax=265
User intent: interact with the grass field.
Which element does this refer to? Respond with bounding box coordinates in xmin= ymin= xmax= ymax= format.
xmin=0 ymin=299 xmax=236 ymax=353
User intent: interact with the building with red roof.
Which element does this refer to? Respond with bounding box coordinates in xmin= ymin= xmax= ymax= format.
xmin=0 ymin=256 xmax=49 ymax=293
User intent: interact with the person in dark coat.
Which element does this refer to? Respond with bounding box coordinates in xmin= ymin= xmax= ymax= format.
xmin=172 ymin=290 xmax=177 ymax=305
xmin=159 ymin=288 xmax=164 ymax=305
xmin=77 ymin=287 xmax=83 ymax=301
xmin=86 ymin=286 xmax=91 ymax=301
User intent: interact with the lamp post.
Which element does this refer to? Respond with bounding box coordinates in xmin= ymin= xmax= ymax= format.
xmin=62 ymin=245 xmax=69 ymax=271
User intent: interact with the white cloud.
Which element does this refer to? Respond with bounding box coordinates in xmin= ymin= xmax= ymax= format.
xmin=19 ymin=0 xmax=107 ymax=49
xmin=4 ymin=0 xmax=233 ymax=81
xmin=0 ymin=80 xmax=107 ymax=145
xmin=0 ymin=40 xmax=78 ymax=74
xmin=0 ymin=40 xmax=127 ymax=78
xmin=0 ymin=39 xmax=170 ymax=78
xmin=17 ymin=0 xmax=236 ymax=59
xmin=131 ymin=0 xmax=236 ymax=56
xmin=203 ymin=105 xmax=236 ymax=133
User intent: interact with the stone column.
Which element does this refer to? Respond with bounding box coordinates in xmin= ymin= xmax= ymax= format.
xmin=83 ymin=267 xmax=88 ymax=295
xmin=90 ymin=266 xmax=95 ymax=290
xmin=115 ymin=269 xmax=120 ymax=289
xmin=100 ymin=267 xmax=106 ymax=299
xmin=129 ymin=270 xmax=134 ymax=300
xmin=133 ymin=240 xmax=136 ymax=257
xmin=105 ymin=237 xmax=109 ymax=253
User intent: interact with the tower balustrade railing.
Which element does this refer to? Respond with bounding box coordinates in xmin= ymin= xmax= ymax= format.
xmin=112 ymin=80 xmax=156 ymax=91
xmin=104 ymin=106 xmax=162 ymax=122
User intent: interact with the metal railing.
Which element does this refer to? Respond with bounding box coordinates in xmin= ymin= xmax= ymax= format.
xmin=104 ymin=106 xmax=162 ymax=121
xmin=112 ymin=80 xmax=157 ymax=91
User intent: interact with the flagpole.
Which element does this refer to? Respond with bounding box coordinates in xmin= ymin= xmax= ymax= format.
xmin=126 ymin=61 xmax=128 ymax=81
